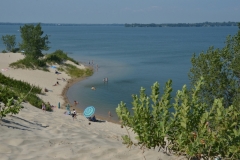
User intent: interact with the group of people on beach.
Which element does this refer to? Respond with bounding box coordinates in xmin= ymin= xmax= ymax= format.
xmin=42 ymin=102 xmax=56 ymax=112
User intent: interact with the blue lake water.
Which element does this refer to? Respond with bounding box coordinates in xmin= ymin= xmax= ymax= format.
xmin=0 ymin=25 xmax=238 ymax=121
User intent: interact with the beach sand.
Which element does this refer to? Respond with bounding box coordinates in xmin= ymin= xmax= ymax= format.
xmin=0 ymin=53 xmax=184 ymax=160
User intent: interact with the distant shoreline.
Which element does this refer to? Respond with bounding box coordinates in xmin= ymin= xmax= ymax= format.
xmin=0 ymin=21 xmax=238 ymax=27
xmin=125 ymin=21 xmax=239 ymax=27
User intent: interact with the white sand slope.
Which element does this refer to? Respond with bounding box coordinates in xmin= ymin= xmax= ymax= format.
xmin=0 ymin=53 xmax=71 ymax=106
xmin=0 ymin=104 xmax=184 ymax=160
xmin=0 ymin=53 xmax=184 ymax=160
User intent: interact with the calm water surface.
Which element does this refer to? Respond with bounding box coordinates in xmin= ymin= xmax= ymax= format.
xmin=0 ymin=25 xmax=238 ymax=121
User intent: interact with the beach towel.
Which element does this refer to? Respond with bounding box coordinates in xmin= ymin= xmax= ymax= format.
xmin=50 ymin=66 xmax=57 ymax=69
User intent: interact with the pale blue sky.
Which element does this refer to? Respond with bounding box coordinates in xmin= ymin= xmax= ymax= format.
xmin=1 ymin=0 xmax=240 ymax=24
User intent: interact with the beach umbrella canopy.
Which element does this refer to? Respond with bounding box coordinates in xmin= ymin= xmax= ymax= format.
xmin=83 ymin=106 xmax=95 ymax=118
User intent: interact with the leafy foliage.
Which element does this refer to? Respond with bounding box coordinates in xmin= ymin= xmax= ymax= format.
xmin=1 ymin=35 xmax=16 ymax=52
xmin=116 ymin=79 xmax=240 ymax=159
xmin=0 ymin=73 xmax=42 ymax=94
xmin=45 ymin=50 xmax=79 ymax=65
xmin=9 ymin=56 xmax=47 ymax=69
xmin=19 ymin=23 xmax=50 ymax=58
xmin=0 ymin=86 xmax=18 ymax=104
xmin=189 ymin=26 xmax=240 ymax=108
xmin=0 ymin=96 xmax=24 ymax=120
xmin=0 ymin=73 xmax=49 ymax=111
xmin=121 ymin=135 xmax=133 ymax=148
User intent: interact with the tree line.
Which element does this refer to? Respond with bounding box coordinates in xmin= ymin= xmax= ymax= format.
xmin=125 ymin=21 xmax=238 ymax=27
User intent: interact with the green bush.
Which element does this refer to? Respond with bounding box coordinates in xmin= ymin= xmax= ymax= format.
xmin=116 ymin=78 xmax=240 ymax=159
xmin=45 ymin=53 xmax=63 ymax=64
xmin=0 ymin=73 xmax=52 ymax=112
xmin=0 ymin=86 xmax=18 ymax=104
xmin=9 ymin=56 xmax=47 ymax=69
xmin=45 ymin=50 xmax=79 ymax=65
xmin=65 ymin=64 xmax=83 ymax=77
xmin=85 ymin=68 xmax=94 ymax=76
xmin=0 ymin=97 xmax=24 ymax=120
xmin=11 ymin=48 xmax=19 ymax=53
xmin=0 ymin=73 xmax=42 ymax=94
xmin=2 ymin=50 xmax=7 ymax=53
xmin=64 ymin=63 xmax=93 ymax=78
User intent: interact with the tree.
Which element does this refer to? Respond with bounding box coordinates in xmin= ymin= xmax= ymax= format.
xmin=189 ymin=26 xmax=240 ymax=108
xmin=1 ymin=35 xmax=16 ymax=52
xmin=19 ymin=23 xmax=50 ymax=58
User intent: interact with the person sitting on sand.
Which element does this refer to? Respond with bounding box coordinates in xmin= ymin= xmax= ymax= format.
xmin=92 ymin=115 xmax=97 ymax=122
xmin=44 ymin=88 xmax=48 ymax=92
xmin=42 ymin=103 xmax=46 ymax=112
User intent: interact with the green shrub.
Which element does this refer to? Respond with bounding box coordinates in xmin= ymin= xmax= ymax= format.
xmin=2 ymin=50 xmax=7 ymax=53
xmin=85 ymin=68 xmax=94 ymax=76
xmin=116 ymin=78 xmax=240 ymax=159
xmin=0 ymin=73 xmax=42 ymax=94
xmin=45 ymin=50 xmax=79 ymax=65
xmin=0 ymin=86 xmax=18 ymax=104
xmin=122 ymin=135 xmax=133 ymax=148
xmin=62 ymin=63 xmax=93 ymax=78
xmin=11 ymin=48 xmax=19 ymax=53
xmin=0 ymin=97 xmax=24 ymax=120
xmin=45 ymin=54 xmax=63 ymax=64
xmin=9 ymin=57 xmax=47 ymax=69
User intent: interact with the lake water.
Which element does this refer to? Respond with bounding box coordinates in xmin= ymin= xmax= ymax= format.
xmin=0 ymin=25 xmax=238 ymax=121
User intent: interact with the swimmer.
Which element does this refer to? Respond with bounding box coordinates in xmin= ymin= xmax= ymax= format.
xmin=108 ymin=111 xmax=112 ymax=117
xmin=74 ymin=100 xmax=79 ymax=105
xmin=91 ymin=86 xmax=96 ymax=90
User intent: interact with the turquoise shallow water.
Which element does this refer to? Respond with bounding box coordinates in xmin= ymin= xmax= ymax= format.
xmin=0 ymin=25 xmax=238 ymax=121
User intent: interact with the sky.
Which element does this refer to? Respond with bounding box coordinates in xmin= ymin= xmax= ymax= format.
xmin=1 ymin=0 xmax=240 ymax=24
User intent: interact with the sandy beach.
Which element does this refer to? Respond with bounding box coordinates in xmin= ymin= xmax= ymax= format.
xmin=0 ymin=53 xmax=184 ymax=160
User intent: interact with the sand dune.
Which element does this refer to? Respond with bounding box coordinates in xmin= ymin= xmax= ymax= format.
xmin=0 ymin=53 xmax=184 ymax=160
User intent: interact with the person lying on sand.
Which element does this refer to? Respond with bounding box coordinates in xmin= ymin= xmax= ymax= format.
xmin=53 ymin=81 xmax=59 ymax=86
xmin=55 ymin=70 xmax=61 ymax=74
xmin=88 ymin=115 xmax=97 ymax=122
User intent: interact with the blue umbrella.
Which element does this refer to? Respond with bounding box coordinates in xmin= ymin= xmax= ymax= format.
xmin=83 ymin=106 xmax=95 ymax=118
